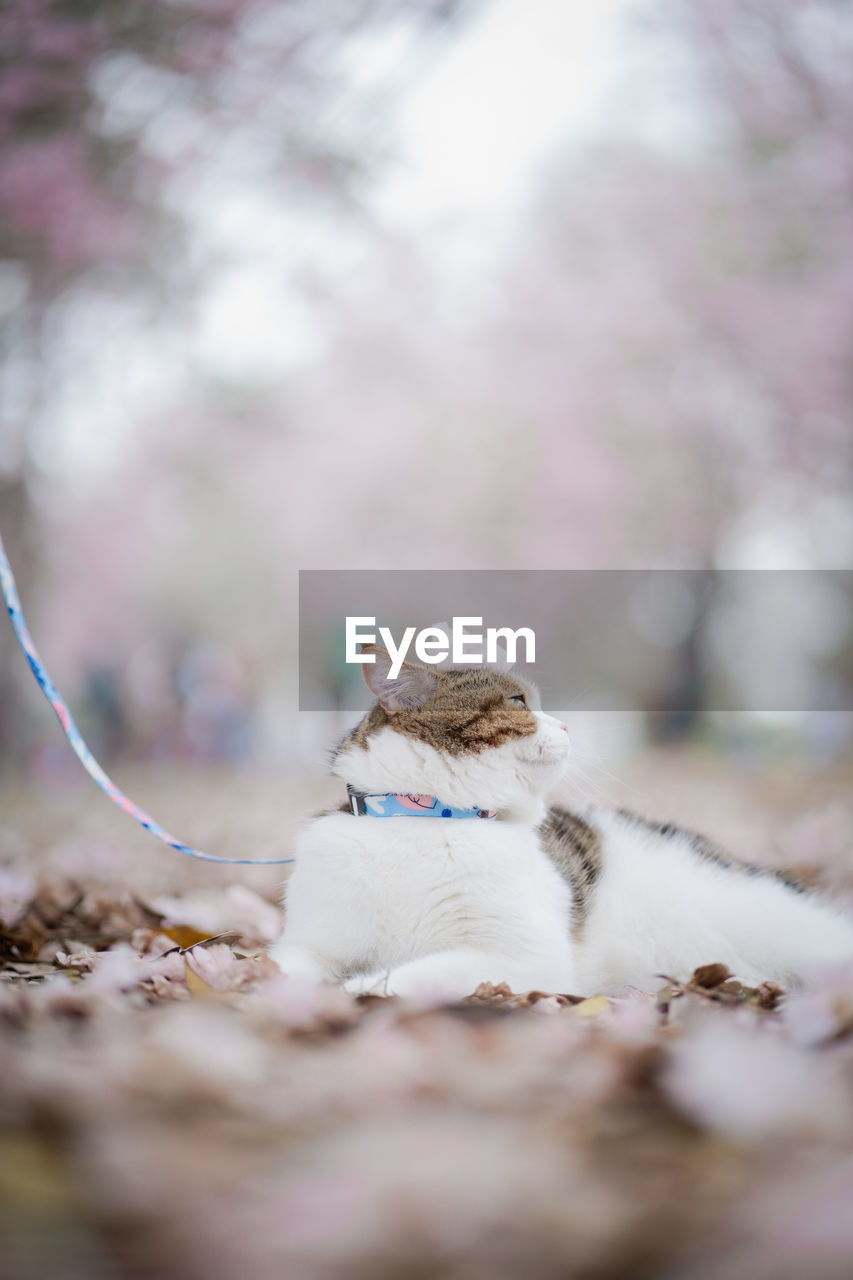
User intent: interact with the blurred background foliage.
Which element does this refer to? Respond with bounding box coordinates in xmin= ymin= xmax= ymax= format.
xmin=1 ymin=0 xmax=852 ymax=771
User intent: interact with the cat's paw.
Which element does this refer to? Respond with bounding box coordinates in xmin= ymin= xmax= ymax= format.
xmin=267 ymin=942 xmax=326 ymax=982
xmin=371 ymin=957 xmax=495 ymax=1004
xmin=344 ymin=970 xmax=390 ymax=997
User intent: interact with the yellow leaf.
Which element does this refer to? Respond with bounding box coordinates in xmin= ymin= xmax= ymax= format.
xmin=573 ymin=995 xmax=611 ymax=1018
xmin=163 ymin=924 xmax=216 ymax=949
xmin=184 ymin=957 xmax=216 ymax=997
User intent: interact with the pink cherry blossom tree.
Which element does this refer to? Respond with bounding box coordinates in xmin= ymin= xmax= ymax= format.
xmin=0 ymin=0 xmax=471 ymax=756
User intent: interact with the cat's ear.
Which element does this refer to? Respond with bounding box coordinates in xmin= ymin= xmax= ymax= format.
xmin=361 ymin=645 xmax=438 ymax=713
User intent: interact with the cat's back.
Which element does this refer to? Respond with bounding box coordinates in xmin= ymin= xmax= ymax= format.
xmin=542 ymin=801 xmax=853 ymax=991
xmin=540 ymin=801 xmax=803 ymax=930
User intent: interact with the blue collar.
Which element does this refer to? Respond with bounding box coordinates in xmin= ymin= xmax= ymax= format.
xmin=347 ymin=785 xmax=497 ymax=820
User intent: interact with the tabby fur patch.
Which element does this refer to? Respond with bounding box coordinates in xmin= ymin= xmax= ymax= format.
xmin=333 ymin=667 xmax=539 ymax=760
xmin=540 ymin=806 xmax=604 ymax=935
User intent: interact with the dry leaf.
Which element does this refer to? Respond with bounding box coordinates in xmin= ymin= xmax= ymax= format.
xmin=690 ymin=963 xmax=732 ymax=990
xmin=184 ymin=956 xmax=217 ymax=998
xmin=161 ymin=923 xmax=219 ymax=950
xmin=573 ymin=995 xmax=612 ymax=1018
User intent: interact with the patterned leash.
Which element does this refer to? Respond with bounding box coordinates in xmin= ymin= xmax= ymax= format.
xmin=0 ymin=531 xmax=293 ymax=865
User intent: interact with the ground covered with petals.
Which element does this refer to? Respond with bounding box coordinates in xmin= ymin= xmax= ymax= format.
xmin=2 ymin=753 xmax=853 ymax=1280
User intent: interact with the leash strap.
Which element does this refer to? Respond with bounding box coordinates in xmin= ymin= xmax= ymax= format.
xmin=0 ymin=531 xmax=293 ymax=865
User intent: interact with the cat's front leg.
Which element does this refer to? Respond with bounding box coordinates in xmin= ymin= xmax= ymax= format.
xmin=345 ymin=948 xmax=539 ymax=1004
xmin=344 ymin=969 xmax=392 ymax=998
xmin=267 ymin=939 xmax=329 ymax=983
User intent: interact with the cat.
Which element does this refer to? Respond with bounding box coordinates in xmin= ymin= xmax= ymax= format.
xmin=269 ymin=645 xmax=853 ymax=1001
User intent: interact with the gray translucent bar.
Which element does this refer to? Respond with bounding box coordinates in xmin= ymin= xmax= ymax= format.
xmin=298 ymin=570 xmax=853 ymax=713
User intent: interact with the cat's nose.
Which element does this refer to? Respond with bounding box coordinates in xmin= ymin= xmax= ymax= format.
xmin=559 ymin=723 xmax=568 ymax=734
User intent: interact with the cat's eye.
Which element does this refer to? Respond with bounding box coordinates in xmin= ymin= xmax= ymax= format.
xmin=508 ymin=694 xmax=527 ymax=708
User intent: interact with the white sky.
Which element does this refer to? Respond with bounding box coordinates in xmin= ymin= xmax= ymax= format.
xmin=377 ymin=0 xmax=630 ymax=225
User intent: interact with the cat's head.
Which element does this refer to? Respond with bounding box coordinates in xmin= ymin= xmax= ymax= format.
xmin=331 ymin=645 xmax=571 ymax=818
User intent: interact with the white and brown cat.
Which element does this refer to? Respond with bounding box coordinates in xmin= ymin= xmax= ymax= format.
xmin=270 ymin=646 xmax=853 ymax=1001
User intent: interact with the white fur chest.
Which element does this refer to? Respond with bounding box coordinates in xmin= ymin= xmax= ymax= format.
xmin=278 ymin=812 xmax=576 ymax=986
